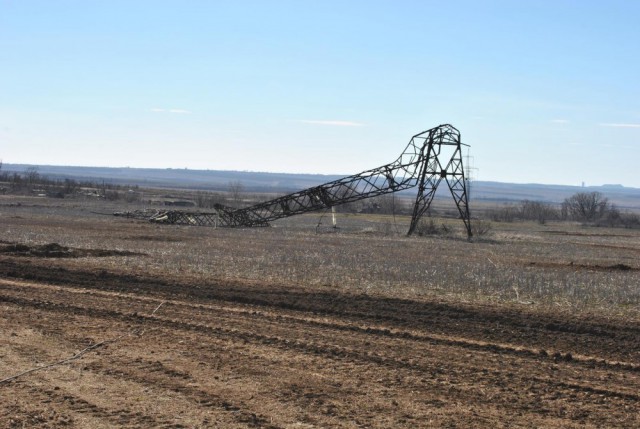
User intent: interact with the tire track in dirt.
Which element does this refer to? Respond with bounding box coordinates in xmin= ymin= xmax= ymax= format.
xmin=1 ymin=265 xmax=638 ymax=364
xmin=80 ymin=357 xmax=280 ymax=429
xmin=2 ymin=282 xmax=638 ymax=393
xmin=2 ymin=278 xmax=638 ymax=375
xmin=2 ymin=292 xmax=638 ymax=414
xmin=2 ymin=265 xmax=639 ymax=427
xmin=3 ymin=383 xmax=177 ymax=428
xmin=27 ymin=303 xmax=629 ymax=428
xmin=1 ymin=308 xmax=279 ymax=428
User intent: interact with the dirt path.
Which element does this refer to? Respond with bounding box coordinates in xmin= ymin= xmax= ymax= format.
xmin=1 ymin=259 xmax=638 ymax=428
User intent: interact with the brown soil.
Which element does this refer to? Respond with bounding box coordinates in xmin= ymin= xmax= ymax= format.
xmin=1 ymin=257 xmax=638 ymax=428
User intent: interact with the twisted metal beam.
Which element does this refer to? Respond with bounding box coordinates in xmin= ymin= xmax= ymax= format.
xmin=130 ymin=124 xmax=472 ymax=238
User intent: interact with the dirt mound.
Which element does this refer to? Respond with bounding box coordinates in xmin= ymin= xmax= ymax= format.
xmin=528 ymin=261 xmax=637 ymax=272
xmin=0 ymin=242 xmax=142 ymax=258
xmin=609 ymin=263 xmax=633 ymax=271
xmin=123 ymin=235 xmax=183 ymax=243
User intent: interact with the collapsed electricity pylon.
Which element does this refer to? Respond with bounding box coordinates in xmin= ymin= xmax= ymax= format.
xmin=130 ymin=124 xmax=472 ymax=238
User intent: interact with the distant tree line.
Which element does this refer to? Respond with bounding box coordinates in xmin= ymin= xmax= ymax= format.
xmin=2 ymin=163 xmax=637 ymax=229
xmin=488 ymin=191 xmax=639 ymax=229
xmin=0 ymin=165 xmax=141 ymax=201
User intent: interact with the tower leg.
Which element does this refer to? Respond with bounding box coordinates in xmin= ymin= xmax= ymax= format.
xmin=444 ymin=145 xmax=472 ymax=239
xmin=407 ymin=171 xmax=441 ymax=236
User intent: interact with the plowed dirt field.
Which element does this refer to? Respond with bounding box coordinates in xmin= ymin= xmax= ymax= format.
xmin=1 ymin=257 xmax=638 ymax=428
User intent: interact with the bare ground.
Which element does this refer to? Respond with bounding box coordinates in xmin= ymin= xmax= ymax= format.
xmin=1 ymin=256 xmax=638 ymax=428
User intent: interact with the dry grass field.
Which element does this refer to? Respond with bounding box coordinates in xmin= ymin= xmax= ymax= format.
xmin=1 ymin=195 xmax=639 ymax=428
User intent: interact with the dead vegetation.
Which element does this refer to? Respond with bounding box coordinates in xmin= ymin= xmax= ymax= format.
xmin=0 ymin=195 xmax=639 ymax=428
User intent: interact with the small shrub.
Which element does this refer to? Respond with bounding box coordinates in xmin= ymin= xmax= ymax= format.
xmin=414 ymin=218 xmax=451 ymax=236
xmin=471 ymin=219 xmax=492 ymax=237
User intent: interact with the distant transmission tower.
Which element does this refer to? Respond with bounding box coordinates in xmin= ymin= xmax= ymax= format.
xmin=464 ymin=148 xmax=478 ymax=204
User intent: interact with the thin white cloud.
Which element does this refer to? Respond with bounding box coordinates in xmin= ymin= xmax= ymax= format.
xmin=600 ymin=143 xmax=635 ymax=149
xmin=550 ymin=119 xmax=569 ymax=124
xmin=599 ymin=123 xmax=640 ymax=128
xmin=150 ymin=108 xmax=192 ymax=114
xmin=299 ymin=120 xmax=365 ymax=127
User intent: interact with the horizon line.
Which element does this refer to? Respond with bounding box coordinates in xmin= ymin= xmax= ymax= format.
xmin=1 ymin=161 xmax=637 ymax=190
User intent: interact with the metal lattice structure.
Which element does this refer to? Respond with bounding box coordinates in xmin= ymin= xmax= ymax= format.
xmin=124 ymin=124 xmax=472 ymax=237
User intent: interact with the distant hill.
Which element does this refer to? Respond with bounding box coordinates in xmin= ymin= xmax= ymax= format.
xmin=2 ymin=163 xmax=336 ymax=193
xmin=3 ymin=163 xmax=640 ymax=210
xmin=470 ymin=181 xmax=640 ymax=209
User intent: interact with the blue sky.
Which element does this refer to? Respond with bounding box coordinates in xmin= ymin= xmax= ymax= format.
xmin=1 ymin=1 xmax=639 ymax=187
